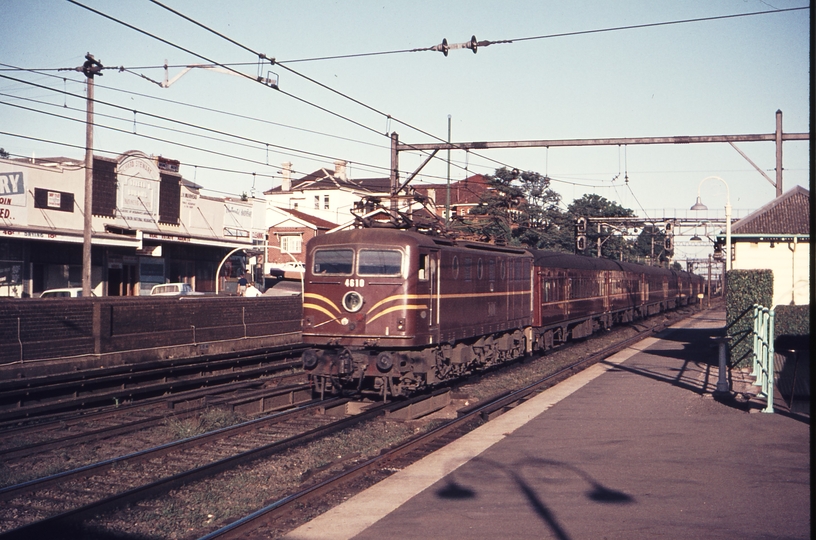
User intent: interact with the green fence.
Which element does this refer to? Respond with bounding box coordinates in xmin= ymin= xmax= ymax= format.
xmin=751 ymin=304 xmax=775 ymax=414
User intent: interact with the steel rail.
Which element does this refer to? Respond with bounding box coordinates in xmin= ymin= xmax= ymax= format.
xmin=0 ymin=396 xmax=334 ymax=503
xmin=0 ymin=381 xmax=309 ymax=461
xmin=0 ymin=342 xmax=306 ymax=394
xmin=0 ymin=378 xmax=263 ymax=438
xmin=0 ymin=354 xmax=304 ymax=424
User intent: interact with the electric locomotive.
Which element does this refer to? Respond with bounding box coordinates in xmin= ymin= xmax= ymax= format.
xmin=301 ymin=226 xmax=533 ymax=397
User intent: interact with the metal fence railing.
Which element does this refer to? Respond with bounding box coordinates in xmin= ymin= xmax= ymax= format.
xmin=751 ymin=304 xmax=775 ymax=414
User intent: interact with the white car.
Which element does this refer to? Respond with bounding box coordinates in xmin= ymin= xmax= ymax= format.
xmin=269 ymin=261 xmax=305 ymax=273
xmin=40 ymin=287 xmax=89 ymax=298
xmin=150 ymin=283 xmax=203 ymax=296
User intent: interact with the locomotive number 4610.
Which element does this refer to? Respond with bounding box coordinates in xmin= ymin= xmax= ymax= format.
xmin=344 ymin=278 xmax=365 ymax=287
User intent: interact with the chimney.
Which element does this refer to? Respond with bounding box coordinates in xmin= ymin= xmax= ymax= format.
xmin=334 ymin=160 xmax=347 ymax=181
xmin=281 ymin=162 xmax=292 ymax=191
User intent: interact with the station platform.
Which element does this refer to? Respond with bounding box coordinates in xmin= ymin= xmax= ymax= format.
xmin=285 ymin=309 xmax=811 ymax=540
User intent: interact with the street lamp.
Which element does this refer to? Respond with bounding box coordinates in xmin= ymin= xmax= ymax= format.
xmin=690 ymin=176 xmax=731 ymax=272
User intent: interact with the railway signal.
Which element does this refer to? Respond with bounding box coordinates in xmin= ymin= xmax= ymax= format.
xmin=575 ymin=217 xmax=587 ymax=253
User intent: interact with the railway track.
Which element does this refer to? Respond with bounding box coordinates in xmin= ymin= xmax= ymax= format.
xmin=0 ymin=381 xmax=313 ymax=483
xmin=0 ymin=379 xmax=453 ymax=539
xmin=0 ymin=344 xmax=306 ymax=425
xmin=0 ymin=396 xmax=344 ymax=537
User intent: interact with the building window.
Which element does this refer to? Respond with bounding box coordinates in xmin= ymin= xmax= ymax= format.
xmin=281 ymin=235 xmax=302 ymax=254
xmin=324 ymin=195 xmax=330 ymax=210
xmin=314 ymin=195 xmax=320 ymax=209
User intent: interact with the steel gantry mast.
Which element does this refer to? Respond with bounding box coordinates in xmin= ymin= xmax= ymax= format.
xmin=389 ymin=110 xmax=807 ymax=203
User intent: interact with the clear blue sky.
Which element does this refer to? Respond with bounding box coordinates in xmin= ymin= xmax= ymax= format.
xmin=1 ymin=0 xmax=810 ymax=258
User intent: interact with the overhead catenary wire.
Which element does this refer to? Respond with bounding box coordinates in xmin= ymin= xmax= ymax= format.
xmin=10 ymin=3 xmax=779 ymax=199
xmin=140 ymin=0 xmax=810 ymax=192
xmin=7 ymin=6 xmax=566 ymax=184
xmin=1 ymin=61 xmax=513 ymax=183
xmin=0 ymin=132 xmax=296 ymax=200
xmin=1 ymin=61 xmax=391 ymax=152
xmin=0 ymin=92 xmax=386 ymax=176
xmin=0 ymin=99 xmax=471 ymax=187
xmin=0 ymin=72 xmax=383 ymax=172
xmin=0 ymin=90 xmax=481 ymax=189
xmin=140 ymin=0 xmax=526 ymax=176
xmin=65 ymin=0 xmax=387 ymax=141
xmin=277 ymin=6 xmax=809 ymax=63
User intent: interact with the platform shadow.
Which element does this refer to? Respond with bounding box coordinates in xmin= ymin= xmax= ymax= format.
xmin=436 ymin=456 xmax=634 ymax=540
xmin=602 ymin=327 xmax=810 ymax=423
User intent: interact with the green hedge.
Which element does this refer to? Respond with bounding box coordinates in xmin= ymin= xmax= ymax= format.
xmin=773 ymin=305 xmax=810 ymax=337
xmin=726 ymin=269 xmax=773 ymax=368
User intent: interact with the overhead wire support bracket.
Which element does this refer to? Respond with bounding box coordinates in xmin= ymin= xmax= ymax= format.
xmin=79 ymin=54 xmax=103 ymax=79
xmin=257 ymin=53 xmax=279 ymax=88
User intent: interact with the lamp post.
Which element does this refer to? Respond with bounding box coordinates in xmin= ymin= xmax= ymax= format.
xmin=690 ymin=176 xmax=731 ymax=272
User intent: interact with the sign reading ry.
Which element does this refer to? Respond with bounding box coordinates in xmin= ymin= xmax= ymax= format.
xmin=0 ymin=172 xmax=24 ymax=196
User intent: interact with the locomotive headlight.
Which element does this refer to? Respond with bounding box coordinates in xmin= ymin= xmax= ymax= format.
xmin=342 ymin=291 xmax=363 ymax=313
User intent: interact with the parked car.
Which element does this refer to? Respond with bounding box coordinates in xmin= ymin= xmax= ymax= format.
xmin=150 ymin=283 xmax=203 ymax=296
xmin=267 ymin=261 xmax=305 ymax=281
xmin=267 ymin=267 xmax=286 ymax=279
xmin=40 ymin=287 xmax=90 ymax=298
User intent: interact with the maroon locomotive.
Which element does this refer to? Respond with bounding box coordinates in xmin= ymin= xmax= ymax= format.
xmin=301 ymin=226 xmax=703 ymax=398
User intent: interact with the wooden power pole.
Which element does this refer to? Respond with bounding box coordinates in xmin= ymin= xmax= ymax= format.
xmin=81 ymin=54 xmax=103 ymax=297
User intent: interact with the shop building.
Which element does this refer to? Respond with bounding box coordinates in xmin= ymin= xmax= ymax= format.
xmin=0 ymin=151 xmax=265 ymax=298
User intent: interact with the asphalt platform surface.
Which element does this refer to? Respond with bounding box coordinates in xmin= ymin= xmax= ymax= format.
xmin=286 ymin=308 xmax=811 ymax=540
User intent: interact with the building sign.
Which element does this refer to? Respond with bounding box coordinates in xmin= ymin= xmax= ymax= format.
xmin=145 ymin=232 xmax=191 ymax=243
xmin=0 ymin=171 xmax=27 ymax=224
xmin=117 ymin=152 xmax=161 ymax=229
xmin=224 ymin=202 xmax=252 ymax=239
xmin=0 ymin=228 xmax=140 ymax=247
xmin=0 ymin=172 xmax=24 ymax=196
xmin=33 ymin=188 xmax=74 ymax=213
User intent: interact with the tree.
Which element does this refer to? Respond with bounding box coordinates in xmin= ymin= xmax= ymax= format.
xmin=465 ymin=168 xmax=567 ymax=250
xmin=465 ymin=168 xmax=523 ymax=244
xmin=567 ymin=194 xmax=636 ymax=259
xmin=0 ymin=148 xmax=9 ymax=159
xmin=632 ymin=225 xmax=668 ymax=264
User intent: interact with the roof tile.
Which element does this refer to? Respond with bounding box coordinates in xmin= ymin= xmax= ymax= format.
xmin=731 ymin=186 xmax=810 ymax=235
